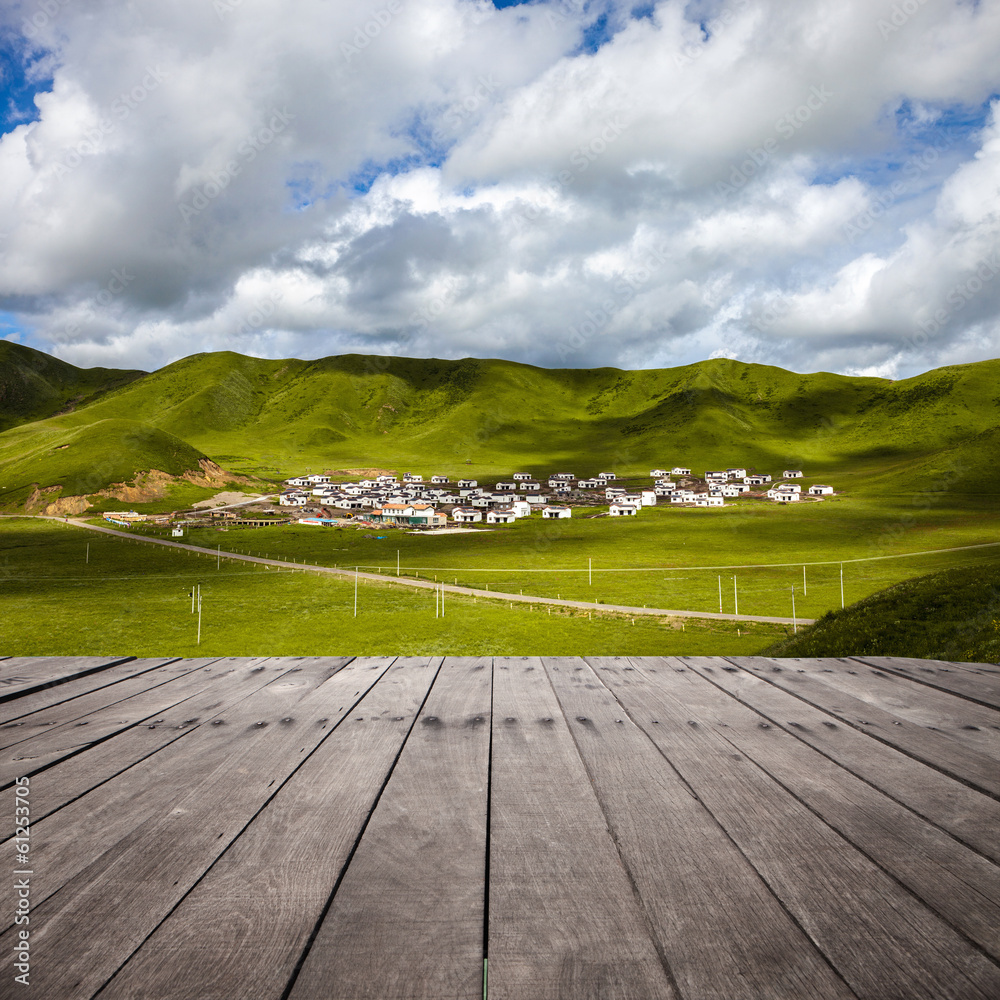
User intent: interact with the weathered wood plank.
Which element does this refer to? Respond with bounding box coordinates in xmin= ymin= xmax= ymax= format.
xmin=602 ymin=657 xmax=1000 ymax=1000
xmin=4 ymin=658 xmax=288 ymax=828
xmin=487 ymin=656 xmax=676 ymax=1000
xmin=0 ymin=656 xmax=135 ymax=702
xmin=671 ymin=657 xmax=1000 ymax=962
xmin=547 ymin=656 xmax=855 ymax=999
xmin=852 ymin=656 xmax=1000 ymax=710
xmin=96 ymin=657 xmax=438 ymax=1000
xmin=788 ymin=658 xmax=1000 ymax=760
xmin=0 ymin=658 xmax=183 ymax=725
xmin=0 ymin=658 xmax=347 ymax=931
xmin=730 ymin=657 xmax=1000 ymax=798
xmin=0 ymin=656 xmax=386 ymax=999
xmin=0 ymin=660 xmax=208 ymax=750
xmin=694 ymin=658 xmax=1000 ymax=863
xmin=288 ymin=656 xmax=489 ymax=1000
xmin=0 ymin=660 xmax=231 ymax=784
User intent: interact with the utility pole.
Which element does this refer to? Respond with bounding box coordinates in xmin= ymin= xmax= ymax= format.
xmin=733 ymin=576 xmax=738 ymax=617
xmin=840 ymin=563 xmax=845 ymax=609
xmin=791 ymin=586 xmax=797 ymax=634
xmin=86 ymin=543 xmax=89 ymax=565
xmin=588 ymin=557 xmax=592 ymax=586
xmin=197 ymin=584 xmax=202 ymax=645
xmin=354 ymin=568 xmax=358 ymax=617
xmin=397 ymin=550 xmax=400 ymax=577
xmin=718 ymin=575 xmax=722 ymax=614
xmin=217 ymin=545 xmax=220 ymax=570
xmin=802 ymin=565 xmax=807 ymax=597
xmin=440 ymin=583 xmax=444 ymax=618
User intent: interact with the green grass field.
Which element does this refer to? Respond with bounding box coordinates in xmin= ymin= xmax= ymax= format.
xmin=0 ymin=518 xmax=783 ymax=657
xmin=146 ymin=494 xmax=1000 ymax=622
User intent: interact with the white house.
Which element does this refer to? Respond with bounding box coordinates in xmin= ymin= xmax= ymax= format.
xmin=696 ymin=496 xmax=725 ymax=507
xmin=773 ymin=491 xmax=800 ymax=503
xmin=496 ymin=482 xmax=517 ymax=491
xmin=510 ymin=499 xmax=532 ymax=517
xmin=640 ymin=490 xmax=657 ymax=506
xmin=457 ymin=479 xmax=477 ymax=488
xmin=512 ymin=473 xmax=530 ymax=480
xmin=402 ymin=473 xmax=423 ymax=482
xmin=451 ymin=507 xmax=483 ymax=523
xmin=376 ymin=475 xmax=397 ymax=484
xmin=306 ymin=474 xmax=331 ymax=484
xmin=705 ymin=471 xmax=727 ymax=481
xmin=519 ymin=481 xmax=540 ymax=490
xmin=553 ymin=472 xmax=575 ymax=480
xmin=809 ymin=485 xmax=835 ymax=495
xmin=541 ymin=505 xmax=572 ymax=519
xmin=598 ymin=472 xmax=616 ymax=480
xmin=286 ymin=477 xmax=311 ymax=486
xmin=744 ymin=476 xmax=768 ymax=486
xmin=783 ymin=470 xmax=804 ymax=478
xmin=726 ymin=468 xmax=747 ymax=479
xmin=654 ymin=486 xmax=675 ymax=497
xmin=605 ymin=487 xmax=626 ymax=499
xmin=431 ymin=476 xmax=449 ymax=484
xmin=672 ymin=467 xmax=691 ymax=476
xmin=279 ymin=493 xmax=308 ymax=506
xmin=547 ymin=480 xmax=564 ymax=488
xmin=650 ymin=469 xmax=668 ymax=477
xmin=577 ymin=479 xmax=602 ymax=488
xmin=609 ymin=502 xmax=637 ymax=516
xmin=486 ymin=508 xmax=517 ymax=524
xmin=524 ymin=494 xmax=548 ymax=505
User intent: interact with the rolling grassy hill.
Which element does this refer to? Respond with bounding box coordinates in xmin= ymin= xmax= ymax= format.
xmin=762 ymin=561 xmax=1000 ymax=662
xmin=0 ymin=345 xmax=998 ymax=510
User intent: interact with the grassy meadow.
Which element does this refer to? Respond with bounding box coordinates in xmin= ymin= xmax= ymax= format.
xmin=0 ymin=518 xmax=783 ymax=657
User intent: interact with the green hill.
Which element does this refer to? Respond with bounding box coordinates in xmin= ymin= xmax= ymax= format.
xmin=762 ymin=562 xmax=1000 ymax=662
xmin=0 ymin=345 xmax=998 ymax=509
xmin=0 ymin=341 xmax=145 ymax=432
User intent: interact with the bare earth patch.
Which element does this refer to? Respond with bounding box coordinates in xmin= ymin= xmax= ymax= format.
xmin=192 ymin=491 xmax=264 ymax=509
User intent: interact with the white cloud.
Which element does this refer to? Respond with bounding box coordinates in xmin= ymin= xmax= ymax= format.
xmin=0 ymin=0 xmax=997 ymax=378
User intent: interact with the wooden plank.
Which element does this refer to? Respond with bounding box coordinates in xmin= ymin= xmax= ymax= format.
xmin=600 ymin=657 xmax=1000 ymax=1000
xmin=487 ymin=656 xmax=676 ymax=1000
xmin=0 ymin=660 xmax=230 ymax=783
xmin=670 ymin=657 xmax=1000 ymax=962
xmin=691 ymin=658 xmax=1000 ymax=863
xmin=93 ymin=657 xmax=438 ymax=1000
xmin=4 ymin=658 xmax=291 ymax=827
xmin=852 ymin=656 xmax=1000 ymax=710
xmin=288 ymin=656 xmax=490 ymax=1000
xmin=730 ymin=657 xmax=1000 ymax=798
xmin=545 ymin=656 xmax=855 ymax=1000
xmin=0 ymin=655 xmax=135 ymax=702
xmin=0 ymin=656 xmax=389 ymax=999
xmin=0 ymin=658 xmax=185 ymax=725
xmin=0 ymin=658 xmax=344 ymax=928
xmin=788 ymin=658 xmax=1000 ymax=761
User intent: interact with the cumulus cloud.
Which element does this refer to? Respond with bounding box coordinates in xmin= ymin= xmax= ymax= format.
xmin=0 ymin=0 xmax=998 ymax=377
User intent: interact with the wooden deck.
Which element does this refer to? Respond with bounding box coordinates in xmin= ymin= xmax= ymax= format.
xmin=2 ymin=654 xmax=999 ymax=999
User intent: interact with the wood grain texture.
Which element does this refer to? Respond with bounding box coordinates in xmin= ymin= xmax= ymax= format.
xmin=0 ymin=660 xmax=231 ymax=785
xmin=0 ymin=657 xmax=369 ymax=999
xmin=700 ymin=658 xmax=1000 ymax=864
xmin=852 ymin=656 xmax=1000 ymax=710
xmin=787 ymin=657 xmax=1000 ymax=760
xmin=487 ymin=656 xmax=677 ymax=1000
xmin=0 ymin=658 xmax=183 ymax=725
xmin=288 ymin=656 xmax=489 ymax=1000
xmin=671 ymin=657 xmax=1000 ymax=962
xmin=0 ymin=656 xmax=135 ymax=702
xmin=98 ymin=657 xmax=436 ymax=1000
xmin=601 ymin=657 xmax=1000 ymax=1000
xmin=547 ymin=655 xmax=854 ymax=1000
xmin=730 ymin=656 xmax=1000 ymax=798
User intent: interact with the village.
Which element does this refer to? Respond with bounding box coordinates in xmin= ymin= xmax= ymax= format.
xmin=269 ymin=465 xmax=838 ymax=530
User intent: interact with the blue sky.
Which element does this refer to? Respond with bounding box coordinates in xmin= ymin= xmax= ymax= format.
xmin=0 ymin=0 xmax=998 ymax=378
